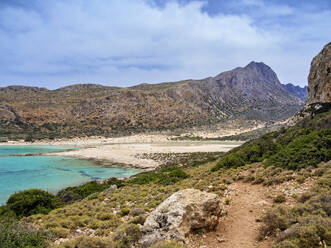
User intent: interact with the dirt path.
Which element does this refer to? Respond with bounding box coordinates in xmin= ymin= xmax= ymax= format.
xmin=189 ymin=182 xmax=273 ymax=248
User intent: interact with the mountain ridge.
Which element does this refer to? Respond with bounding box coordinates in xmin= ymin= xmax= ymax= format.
xmin=0 ymin=61 xmax=303 ymax=140
xmin=282 ymin=83 xmax=307 ymax=101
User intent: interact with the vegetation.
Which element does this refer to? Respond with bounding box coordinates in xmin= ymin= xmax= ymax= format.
xmin=259 ymin=162 xmax=331 ymax=247
xmin=151 ymin=241 xmax=186 ymax=248
xmin=0 ymin=219 xmax=48 ymax=248
xmin=57 ymin=178 xmax=124 ymax=203
xmin=54 ymin=236 xmax=113 ymax=248
xmin=22 ymin=161 xmax=232 ymax=245
xmin=0 ymin=189 xmax=62 ymax=219
xmin=212 ymin=108 xmax=331 ymax=171
xmin=127 ymin=166 xmax=189 ymax=186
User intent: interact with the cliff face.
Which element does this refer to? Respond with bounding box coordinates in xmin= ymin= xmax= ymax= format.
xmin=306 ymin=42 xmax=331 ymax=105
xmin=0 ymin=62 xmax=303 ymax=139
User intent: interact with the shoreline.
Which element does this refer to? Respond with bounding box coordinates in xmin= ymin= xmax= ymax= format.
xmin=0 ymin=134 xmax=243 ymax=170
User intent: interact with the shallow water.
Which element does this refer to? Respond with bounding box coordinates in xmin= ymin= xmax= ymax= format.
xmin=0 ymin=146 xmax=140 ymax=205
xmin=0 ymin=145 xmax=78 ymax=156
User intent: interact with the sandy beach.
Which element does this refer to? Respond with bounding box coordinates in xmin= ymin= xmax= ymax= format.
xmin=55 ymin=141 xmax=242 ymax=169
xmin=0 ymin=134 xmax=242 ymax=169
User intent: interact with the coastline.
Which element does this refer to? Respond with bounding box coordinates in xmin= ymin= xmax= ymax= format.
xmin=0 ymin=134 xmax=243 ymax=170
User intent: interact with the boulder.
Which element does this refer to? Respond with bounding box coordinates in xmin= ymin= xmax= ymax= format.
xmin=140 ymin=189 xmax=222 ymax=247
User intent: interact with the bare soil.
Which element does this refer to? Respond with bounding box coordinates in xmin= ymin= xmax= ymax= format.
xmin=188 ymin=182 xmax=273 ymax=248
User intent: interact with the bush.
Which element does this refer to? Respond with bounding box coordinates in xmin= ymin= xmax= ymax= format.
xmin=128 ymin=166 xmax=189 ymax=186
xmin=49 ymin=227 xmax=70 ymax=238
xmin=57 ymin=178 xmax=124 ymax=203
xmin=0 ymin=219 xmax=48 ymax=248
xmin=120 ymin=208 xmax=130 ymax=216
xmin=212 ymin=154 xmax=245 ymax=171
xmin=6 ymin=189 xmax=61 ymax=218
xmin=266 ymin=129 xmax=331 ymax=170
xmin=260 ymin=165 xmax=331 ymax=247
xmin=274 ymin=194 xmax=286 ymax=203
xmin=56 ymin=236 xmax=113 ymax=248
xmin=113 ymin=224 xmax=142 ymax=248
xmin=151 ymin=241 xmax=186 ymax=248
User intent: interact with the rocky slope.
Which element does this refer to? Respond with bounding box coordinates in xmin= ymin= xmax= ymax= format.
xmin=306 ymin=42 xmax=331 ymax=105
xmin=0 ymin=62 xmax=303 ymax=140
xmin=282 ymin=83 xmax=307 ymax=101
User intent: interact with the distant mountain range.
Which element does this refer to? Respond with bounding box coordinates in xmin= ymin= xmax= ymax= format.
xmin=0 ymin=61 xmax=304 ymax=140
xmin=282 ymin=83 xmax=307 ymax=101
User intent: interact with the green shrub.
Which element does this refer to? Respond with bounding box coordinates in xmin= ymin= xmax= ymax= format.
xmin=120 ymin=208 xmax=130 ymax=216
xmin=0 ymin=219 xmax=48 ymax=248
xmin=56 ymin=236 xmax=113 ymax=248
xmin=212 ymin=154 xmax=245 ymax=171
xmin=260 ymin=166 xmax=331 ymax=247
xmin=6 ymin=189 xmax=61 ymax=218
xmin=151 ymin=241 xmax=186 ymax=248
xmin=49 ymin=227 xmax=70 ymax=238
xmin=128 ymin=166 xmax=189 ymax=186
xmin=266 ymin=129 xmax=331 ymax=170
xmin=273 ymin=194 xmax=286 ymax=203
xmin=113 ymin=224 xmax=142 ymax=248
xmin=57 ymin=178 xmax=124 ymax=203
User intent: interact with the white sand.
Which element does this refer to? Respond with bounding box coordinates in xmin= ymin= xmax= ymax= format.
xmin=1 ymin=133 xmax=244 ymax=169
xmin=55 ymin=141 xmax=242 ymax=169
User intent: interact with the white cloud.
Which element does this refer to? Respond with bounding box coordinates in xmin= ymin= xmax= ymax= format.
xmin=0 ymin=0 xmax=330 ymax=88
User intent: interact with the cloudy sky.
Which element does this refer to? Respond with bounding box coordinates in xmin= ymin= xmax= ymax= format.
xmin=0 ymin=0 xmax=330 ymax=88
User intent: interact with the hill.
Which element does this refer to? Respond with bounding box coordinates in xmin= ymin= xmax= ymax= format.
xmin=0 ymin=62 xmax=303 ymax=140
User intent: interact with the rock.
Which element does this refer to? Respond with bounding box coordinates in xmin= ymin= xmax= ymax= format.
xmin=306 ymin=42 xmax=331 ymax=105
xmin=217 ymin=238 xmax=226 ymax=243
xmin=140 ymin=189 xmax=222 ymax=247
xmin=254 ymin=200 xmax=272 ymax=207
xmin=104 ymin=185 xmax=118 ymax=195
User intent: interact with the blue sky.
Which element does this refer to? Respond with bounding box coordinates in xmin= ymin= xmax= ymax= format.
xmin=0 ymin=0 xmax=330 ymax=88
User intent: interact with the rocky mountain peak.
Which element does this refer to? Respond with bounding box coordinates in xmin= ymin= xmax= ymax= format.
xmin=213 ymin=61 xmax=284 ymax=92
xmin=244 ymin=61 xmax=282 ymax=86
xmin=306 ymin=42 xmax=331 ymax=105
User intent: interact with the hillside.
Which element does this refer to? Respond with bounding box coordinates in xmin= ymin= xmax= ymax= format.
xmin=0 ymin=62 xmax=303 ymax=140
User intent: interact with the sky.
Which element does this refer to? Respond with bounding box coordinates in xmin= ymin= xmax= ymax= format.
xmin=0 ymin=0 xmax=330 ymax=89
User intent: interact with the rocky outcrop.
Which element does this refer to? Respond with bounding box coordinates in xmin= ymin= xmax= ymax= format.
xmin=306 ymin=42 xmax=331 ymax=105
xmin=140 ymin=189 xmax=222 ymax=247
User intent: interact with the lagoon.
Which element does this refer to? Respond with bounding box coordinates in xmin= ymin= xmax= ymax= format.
xmin=0 ymin=145 xmax=140 ymax=205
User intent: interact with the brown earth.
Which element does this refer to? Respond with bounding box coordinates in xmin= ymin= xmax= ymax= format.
xmin=188 ymin=182 xmax=273 ymax=248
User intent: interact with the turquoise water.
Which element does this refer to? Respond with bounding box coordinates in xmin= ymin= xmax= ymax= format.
xmin=0 ymin=145 xmax=77 ymax=156
xmin=0 ymin=146 xmax=140 ymax=205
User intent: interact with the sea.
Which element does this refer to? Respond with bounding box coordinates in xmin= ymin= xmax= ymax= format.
xmin=0 ymin=145 xmax=140 ymax=205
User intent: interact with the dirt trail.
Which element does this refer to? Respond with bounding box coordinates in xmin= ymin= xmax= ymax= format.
xmin=189 ymin=182 xmax=273 ymax=248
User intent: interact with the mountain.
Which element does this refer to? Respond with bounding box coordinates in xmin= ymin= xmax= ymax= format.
xmin=0 ymin=62 xmax=303 ymax=140
xmin=282 ymin=83 xmax=307 ymax=101
xmin=306 ymin=42 xmax=331 ymax=105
